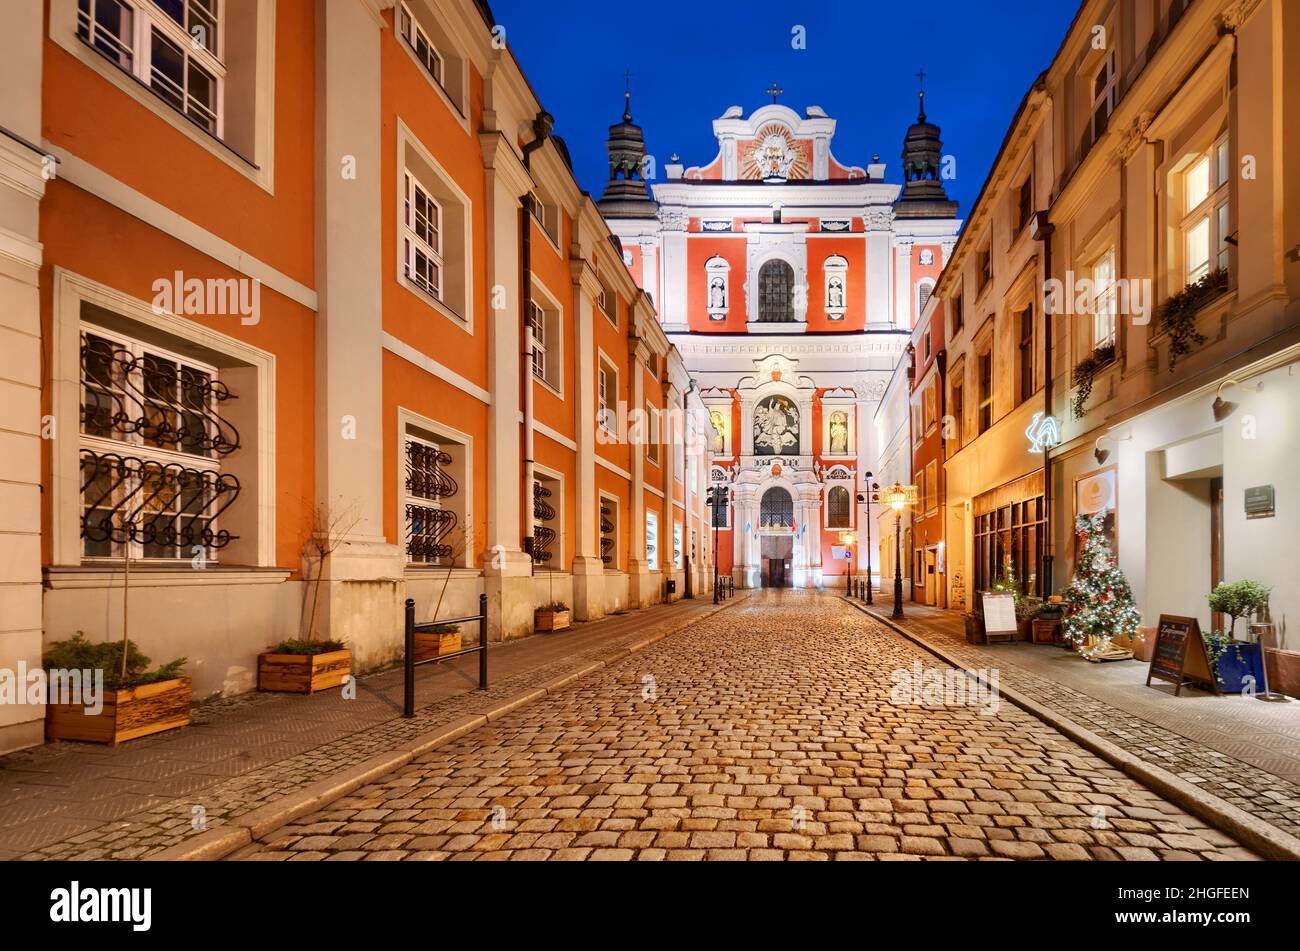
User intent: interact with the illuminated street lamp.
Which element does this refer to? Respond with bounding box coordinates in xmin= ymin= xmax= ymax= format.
xmin=858 ymin=474 xmax=879 ymax=605
xmin=706 ymin=485 xmax=729 ymax=604
xmin=881 ymin=482 xmax=919 ymax=619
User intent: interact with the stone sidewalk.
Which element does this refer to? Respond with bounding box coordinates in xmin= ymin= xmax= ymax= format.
xmin=861 ymin=601 xmax=1300 ymax=841
xmin=0 ymin=594 xmax=743 ymax=860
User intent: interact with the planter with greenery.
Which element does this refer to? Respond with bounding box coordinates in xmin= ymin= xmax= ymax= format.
xmin=414 ymin=624 xmax=462 ymax=661
xmin=535 ymin=602 xmax=572 ymax=633
xmin=44 ymin=635 xmax=190 ymax=745
xmin=1155 ymin=268 xmax=1228 ymax=371
xmin=1070 ymin=343 xmax=1117 ymax=420
xmin=257 ymin=639 xmax=352 ymax=694
xmin=1202 ymin=580 xmax=1271 ymax=691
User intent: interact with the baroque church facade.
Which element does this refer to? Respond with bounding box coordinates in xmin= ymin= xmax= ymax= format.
xmin=600 ymin=93 xmax=962 ymax=589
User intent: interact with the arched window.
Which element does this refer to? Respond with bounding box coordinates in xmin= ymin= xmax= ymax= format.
xmin=827 ymin=486 xmax=851 ymax=529
xmin=758 ymin=259 xmax=795 ymax=322
xmin=917 ymin=280 xmax=936 ymax=318
xmin=760 ymin=487 xmax=794 ymax=528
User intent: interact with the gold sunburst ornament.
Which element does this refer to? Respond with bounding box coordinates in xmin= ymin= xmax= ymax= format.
xmin=743 ymin=124 xmax=809 ymax=181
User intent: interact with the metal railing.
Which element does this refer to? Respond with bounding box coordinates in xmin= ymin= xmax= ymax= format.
xmin=403 ymin=594 xmax=488 ymax=718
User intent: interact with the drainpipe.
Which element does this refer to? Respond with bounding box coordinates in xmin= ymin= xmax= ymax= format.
xmin=520 ymin=112 xmax=554 ymax=571
xmin=1034 ymin=211 xmax=1056 ymax=598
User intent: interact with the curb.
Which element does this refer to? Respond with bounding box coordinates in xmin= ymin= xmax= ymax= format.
xmin=844 ymin=598 xmax=1300 ymax=862
xmin=155 ymin=594 xmax=747 ymax=861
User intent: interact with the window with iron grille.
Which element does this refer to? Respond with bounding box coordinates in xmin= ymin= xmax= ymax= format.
xmin=758 ymin=259 xmax=795 ymax=322
xmin=77 ymin=0 xmax=224 ymax=135
xmin=405 ymin=434 xmax=459 ymax=565
xmin=600 ymin=496 xmax=618 ymax=568
xmin=532 ymin=476 xmax=561 ymax=568
xmin=79 ymin=328 xmax=240 ymax=562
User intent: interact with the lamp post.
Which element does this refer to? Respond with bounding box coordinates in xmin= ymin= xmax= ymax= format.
xmin=859 ymin=474 xmax=878 ymax=606
xmin=707 ymin=485 xmax=728 ymax=604
xmin=882 ymin=482 xmax=918 ymax=619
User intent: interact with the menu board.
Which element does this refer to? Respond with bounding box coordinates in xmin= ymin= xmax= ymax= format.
xmin=981 ymin=592 xmax=1019 ymax=643
xmin=1146 ymin=615 xmax=1218 ymax=696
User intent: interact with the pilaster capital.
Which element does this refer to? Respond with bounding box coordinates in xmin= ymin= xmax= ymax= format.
xmin=479 ymin=132 xmax=533 ymax=200
xmin=569 ymin=257 xmax=603 ymax=299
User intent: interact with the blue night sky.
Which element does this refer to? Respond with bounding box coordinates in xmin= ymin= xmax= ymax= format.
xmin=490 ymin=0 xmax=1081 ymax=217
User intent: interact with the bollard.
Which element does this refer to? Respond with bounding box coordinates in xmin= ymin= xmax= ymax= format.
xmin=403 ymin=598 xmax=416 ymax=718
xmin=478 ymin=592 xmax=489 ymax=690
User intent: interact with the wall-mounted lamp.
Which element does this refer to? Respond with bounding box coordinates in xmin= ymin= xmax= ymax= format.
xmin=1093 ymin=438 xmax=1111 ymax=466
xmin=1212 ymin=378 xmax=1264 ymax=422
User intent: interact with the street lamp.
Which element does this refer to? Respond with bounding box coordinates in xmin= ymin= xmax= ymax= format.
xmin=881 ymin=482 xmax=918 ymax=619
xmin=707 ymin=485 xmax=729 ymax=604
xmin=858 ymin=473 xmax=879 ymax=605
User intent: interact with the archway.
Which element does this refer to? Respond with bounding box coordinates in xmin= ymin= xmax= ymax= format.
xmin=759 ymin=487 xmax=795 ymax=588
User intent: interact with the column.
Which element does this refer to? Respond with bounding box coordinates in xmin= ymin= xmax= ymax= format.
xmin=732 ymin=484 xmax=760 ymax=589
xmin=569 ymin=258 xmax=605 ymax=621
xmin=865 ymin=208 xmax=895 ymax=329
xmin=665 ymin=380 xmax=682 ymax=602
xmin=311 ymin=0 xmax=406 ymax=661
xmin=479 ymin=132 xmax=536 ymax=639
xmin=0 ymin=0 xmax=47 ymax=754
xmin=626 ymin=336 xmax=652 ymax=607
xmin=894 ymin=237 xmax=914 ymax=330
xmin=659 ymin=210 xmax=688 ymax=331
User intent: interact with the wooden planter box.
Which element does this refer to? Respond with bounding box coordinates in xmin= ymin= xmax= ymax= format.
xmin=1016 ymin=618 xmax=1035 ymax=642
xmin=258 ymin=649 xmax=352 ymax=694
xmin=1032 ymin=618 xmax=1062 ymax=644
xmin=964 ymin=615 xmax=986 ymax=645
xmin=46 ymin=677 xmax=191 ymax=746
xmin=535 ymin=610 xmax=571 ymax=633
xmin=414 ymin=628 xmax=462 ymax=662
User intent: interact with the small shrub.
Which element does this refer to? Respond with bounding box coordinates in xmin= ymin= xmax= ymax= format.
xmin=271 ymin=639 xmax=347 ymax=656
xmin=537 ymin=602 xmax=570 ymax=614
xmin=43 ymin=634 xmax=187 ymax=692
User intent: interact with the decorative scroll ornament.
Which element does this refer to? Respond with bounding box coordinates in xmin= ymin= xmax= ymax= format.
xmin=405 ymin=442 xmax=459 ymax=562
xmin=531 ymin=482 xmax=556 ymax=564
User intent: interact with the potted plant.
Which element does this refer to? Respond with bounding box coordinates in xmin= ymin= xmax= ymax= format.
xmin=260 ymin=503 xmax=357 ymax=694
xmin=414 ymin=623 xmax=462 ymax=661
xmin=44 ymin=635 xmax=190 ymax=745
xmin=535 ymin=602 xmax=572 ymax=633
xmin=1203 ymin=580 xmax=1271 ymax=691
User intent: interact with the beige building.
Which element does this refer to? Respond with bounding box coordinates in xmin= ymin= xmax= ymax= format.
xmin=937 ymin=0 xmax=1300 ymax=688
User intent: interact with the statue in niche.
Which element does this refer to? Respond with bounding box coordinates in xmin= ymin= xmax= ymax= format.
xmin=709 ymin=409 xmax=727 ymax=454
xmin=709 ymin=277 xmax=727 ymax=311
xmin=754 ymin=395 xmax=799 ymax=456
xmin=829 ymin=412 xmax=849 ymax=455
xmin=827 ymin=276 xmax=845 ymax=310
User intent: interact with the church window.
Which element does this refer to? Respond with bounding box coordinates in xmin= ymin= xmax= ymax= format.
xmin=760 ymin=488 xmax=794 ymax=529
xmin=758 ymin=260 xmax=795 ymax=322
xmin=917 ymin=279 xmax=935 ymax=318
xmin=827 ymin=486 xmax=851 ymax=530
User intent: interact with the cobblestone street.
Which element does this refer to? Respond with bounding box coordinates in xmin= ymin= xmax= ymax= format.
xmin=233 ymin=592 xmax=1255 ymax=861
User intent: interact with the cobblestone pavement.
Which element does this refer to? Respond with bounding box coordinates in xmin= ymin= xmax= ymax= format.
xmin=233 ymin=591 xmax=1256 ymax=861
xmin=3 ymin=596 xmax=738 ymax=861
xmin=873 ymin=605 xmax=1300 ymax=841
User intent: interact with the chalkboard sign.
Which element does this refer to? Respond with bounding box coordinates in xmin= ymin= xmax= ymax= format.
xmin=1146 ymin=615 xmax=1219 ymax=696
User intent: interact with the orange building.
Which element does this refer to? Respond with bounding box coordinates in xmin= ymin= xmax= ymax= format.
xmin=0 ymin=0 xmax=711 ymax=754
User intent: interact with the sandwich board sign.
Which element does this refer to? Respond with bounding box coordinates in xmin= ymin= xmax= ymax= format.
xmin=1146 ymin=615 xmax=1219 ymax=697
xmin=981 ymin=592 xmax=1019 ymax=644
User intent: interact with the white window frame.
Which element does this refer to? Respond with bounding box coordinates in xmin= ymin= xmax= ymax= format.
xmin=1092 ymin=248 xmax=1117 ymax=348
xmin=403 ymin=431 xmax=449 ymax=567
xmin=645 ymin=402 xmax=661 ymax=466
xmin=77 ymin=0 xmax=225 ymax=137
xmin=529 ymin=299 xmax=547 ymax=383
xmin=599 ymin=492 xmax=620 ymax=571
xmin=531 ymin=466 xmax=565 ymax=571
xmin=398 ymin=409 xmax=473 ymax=570
xmin=529 ymin=280 xmax=564 ymax=396
xmin=398 ymin=1 xmax=443 ymax=89
xmin=404 ymin=170 xmax=444 ymax=302
xmin=1180 ymin=136 xmax=1230 ymax=287
xmin=598 ymin=354 xmax=619 ymax=436
xmin=1090 ymin=47 xmax=1118 ymax=144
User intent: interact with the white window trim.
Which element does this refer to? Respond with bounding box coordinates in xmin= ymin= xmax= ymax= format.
xmin=596 ymin=274 xmax=619 ymax=328
xmin=823 ymin=479 xmax=854 ymax=532
xmin=597 ymin=349 xmax=619 ymax=437
xmin=394 ymin=0 xmax=470 ymax=132
xmin=1092 ymin=248 xmax=1118 ymax=349
xmin=673 ymin=520 xmax=684 ymax=570
xmin=1090 ymin=47 xmax=1119 ymax=143
xmin=404 ymin=171 xmax=444 ymax=301
xmin=50 ymin=0 xmax=276 ymax=192
xmin=645 ymin=508 xmax=660 ymax=572
xmin=530 ymin=276 xmax=565 ymax=398
xmin=396 ymin=118 xmax=475 ymax=335
xmin=51 ymin=267 xmax=275 ymax=568
xmin=645 ymin=402 xmax=661 ymax=466
xmin=1179 ymin=136 xmax=1230 ymax=288
xmin=397 ymin=407 xmax=474 ymax=571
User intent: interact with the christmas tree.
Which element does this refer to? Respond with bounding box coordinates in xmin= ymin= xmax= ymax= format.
xmin=1062 ymin=511 xmax=1141 ymax=660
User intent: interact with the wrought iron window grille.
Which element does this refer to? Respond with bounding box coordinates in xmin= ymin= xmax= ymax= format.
xmin=405 ymin=441 xmax=459 ymax=563
xmin=532 ymin=482 xmax=556 ymax=566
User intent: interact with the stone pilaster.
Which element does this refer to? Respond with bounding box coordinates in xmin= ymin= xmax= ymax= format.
xmin=569 ymin=257 xmax=605 ymax=621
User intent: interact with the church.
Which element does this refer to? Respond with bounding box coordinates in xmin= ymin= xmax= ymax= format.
xmin=599 ymin=89 xmax=962 ymax=589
